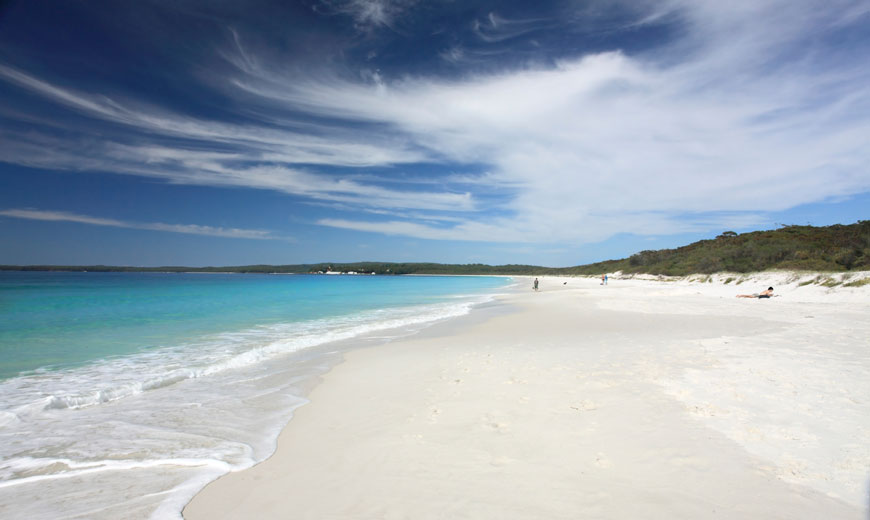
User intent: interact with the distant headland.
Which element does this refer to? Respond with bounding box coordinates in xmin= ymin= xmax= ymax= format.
xmin=2 ymin=221 xmax=868 ymax=276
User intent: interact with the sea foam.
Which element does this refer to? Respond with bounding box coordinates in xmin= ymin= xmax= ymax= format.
xmin=0 ymin=274 xmax=508 ymax=520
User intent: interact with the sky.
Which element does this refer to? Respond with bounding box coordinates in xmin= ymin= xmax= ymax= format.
xmin=0 ymin=0 xmax=868 ymax=267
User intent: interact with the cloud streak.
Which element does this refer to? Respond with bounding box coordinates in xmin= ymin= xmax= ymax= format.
xmin=315 ymin=0 xmax=414 ymax=31
xmin=0 ymin=209 xmax=280 ymax=240
xmin=246 ymin=0 xmax=870 ymax=241
xmin=1 ymin=0 xmax=868 ymax=248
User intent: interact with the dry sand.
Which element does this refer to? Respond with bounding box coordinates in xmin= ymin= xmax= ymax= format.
xmin=184 ymin=272 xmax=870 ymax=519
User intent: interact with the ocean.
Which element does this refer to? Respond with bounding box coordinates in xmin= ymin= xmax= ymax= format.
xmin=0 ymin=271 xmax=512 ymax=519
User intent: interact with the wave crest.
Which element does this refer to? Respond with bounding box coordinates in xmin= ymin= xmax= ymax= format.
xmin=2 ymin=295 xmax=492 ymax=418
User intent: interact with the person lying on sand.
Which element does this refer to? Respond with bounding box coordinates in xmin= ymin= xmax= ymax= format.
xmin=737 ymin=287 xmax=774 ymax=299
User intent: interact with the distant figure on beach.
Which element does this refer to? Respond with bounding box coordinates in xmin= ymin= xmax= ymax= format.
xmin=533 ymin=278 xmax=539 ymax=291
xmin=737 ymin=287 xmax=774 ymax=299
xmin=601 ymin=274 xmax=607 ymax=285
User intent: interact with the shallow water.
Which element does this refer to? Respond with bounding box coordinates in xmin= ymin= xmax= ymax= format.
xmin=0 ymin=272 xmax=511 ymax=519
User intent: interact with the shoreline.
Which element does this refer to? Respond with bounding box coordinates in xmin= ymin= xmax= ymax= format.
xmin=184 ymin=275 xmax=869 ymax=519
xmin=0 ymin=274 xmax=515 ymax=520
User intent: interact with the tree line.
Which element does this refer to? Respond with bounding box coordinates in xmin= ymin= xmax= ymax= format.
xmin=3 ymin=221 xmax=868 ymax=276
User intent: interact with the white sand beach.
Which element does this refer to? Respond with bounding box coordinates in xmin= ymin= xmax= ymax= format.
xmin=184 ymin=272 xmax=870 ymax=519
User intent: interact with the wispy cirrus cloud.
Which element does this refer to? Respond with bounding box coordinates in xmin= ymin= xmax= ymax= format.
xmin=1 ymin=0 xmax=868 ymax=249
xmin=0 ymin=60 xmax=474 ymax=215
xmin=0 ymin=63 xmax=427 ymax=167
xmin=0 ymin=136 xmax=473 ymax=212
xmin=234 ymin=0 xmax=870 ymax=242
xmin=314 ymin=0 xmax=416 ymax=31
xmin=472 ymin=12 xmax=554 ymax=43
xmin=0 ymin=209 xmax=280 ymax=240
xmin=319 ymin=210 xmax=767 ymax=244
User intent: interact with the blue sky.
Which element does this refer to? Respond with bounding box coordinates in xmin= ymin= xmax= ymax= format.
xmin=1 ymin=0 xmax=868 ymax=267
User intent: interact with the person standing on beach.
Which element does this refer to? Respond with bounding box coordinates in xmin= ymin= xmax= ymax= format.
xmin=604 ymin=274 xmax=608 ymax=285
xmin=533 ymin=278 xmax=539 ymax=291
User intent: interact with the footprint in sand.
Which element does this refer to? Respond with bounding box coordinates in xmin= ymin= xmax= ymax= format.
xmin=594 ymin=453 xmax=612 ymax=469
xmin=570 ymin=400 xmax=598 ymax=412
xmin=487 ymin=422 xmax=509 ymax=432
xmin=481 ymin=413 xmax=510 ymax=433
xmin=670 ymin=455 xmax=706 ymax=469
xmin=490 ymin=455 xmax=514 ymax=467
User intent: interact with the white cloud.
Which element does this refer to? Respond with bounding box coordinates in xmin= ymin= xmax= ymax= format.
xmin=0 ymin=209 xmax=279 ymax=240
xmin=0 ymin=132 xmax=467 ymax=212
xmin=0 ymin=65 xmax=427 ymax=168
xmin=1 ymin=0 xmax=868 ymax=247
xmin=248 ymin=0 xmax=870 ymax=242
xmin=101 ymin=145 xmax=473 ymax=211
xmin=318 ymin=211 xmax=767 ymax=244
xmin=317 ymin=217 xmax=525 ymax=242
xmin=472 ymin=12 xmax=553 ymax=43
xmin=167 ymin=163 xmax=474 ymax=211
xmin=315 ymin=0 xmax=414 ymax=31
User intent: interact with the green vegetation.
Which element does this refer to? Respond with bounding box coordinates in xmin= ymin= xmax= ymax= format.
xmin=2 ymin=221 xmax=868 ymax=277
xmin=558 ymin=221 xmax=870 ymax=276
xmin=821 ymin=278 xmax=842 ymax=288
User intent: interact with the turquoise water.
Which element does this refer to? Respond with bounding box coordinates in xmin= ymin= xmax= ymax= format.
xmin=0 ymin=271 xmax=508 ymax=379
xmin=0 ymin=271 xmax=511 ymax=519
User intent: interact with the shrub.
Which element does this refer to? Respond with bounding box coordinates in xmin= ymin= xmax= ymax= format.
xmin=844 ymin=278 xmax=870 ymax=288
